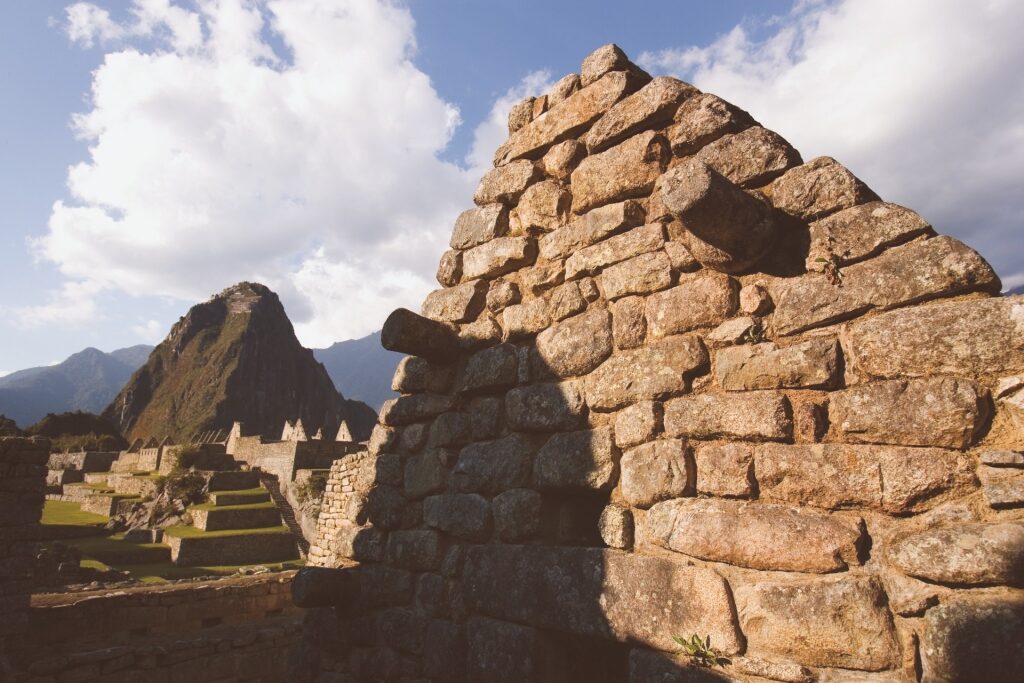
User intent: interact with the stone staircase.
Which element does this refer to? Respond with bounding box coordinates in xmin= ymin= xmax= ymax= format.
xmin=256 ymin=471 xmax=310 ymax=557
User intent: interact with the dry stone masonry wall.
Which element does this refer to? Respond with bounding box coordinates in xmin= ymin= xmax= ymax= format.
xmin=301 ymin=44 xmax=1024 ymax=682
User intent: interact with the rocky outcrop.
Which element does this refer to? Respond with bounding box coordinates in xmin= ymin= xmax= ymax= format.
xmin=104 ymin=282 xmax=374 ymax=442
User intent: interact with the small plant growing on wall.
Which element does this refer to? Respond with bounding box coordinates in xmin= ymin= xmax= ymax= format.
xmin=672 ymin=634 xmax=730 ymax=668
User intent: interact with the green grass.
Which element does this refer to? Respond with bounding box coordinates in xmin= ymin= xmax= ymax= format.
xmin=212 ymin=486 xmax=266 ymax=497
xmin=54 ymin=534 xmax=170 ymax=564
xmin=41 ymin=500 xmax=109 ymax=526
xmin=163 ymin=524 xmax=292 ymax=539
xmin=114 ymin=558 xmax=306 ymax=583
xmin=189 ymin=501 xmax=277 ymax=512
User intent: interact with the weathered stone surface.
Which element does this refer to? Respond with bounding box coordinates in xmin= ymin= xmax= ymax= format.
xmin=888 ymin=522 xmax=1024 ymax=586
xmin=404 ymin=449 xmax=447 ymax=499
xmin=458 ymin=343 xmax=518 ymax=393
xmin=474 ymin=159 xmax=540 ymax=205
xmin=770 ymin=156 xmax=878 ymax=221
xmin=486 ymin=280 xmax=520 ymax=312
xmin=466 ymin=617 xmax=540 ymax=683
xmin=980 ymin=468 xmax=1024 ymax=508
xmin=734 ymin=576 xmax=898 ymax=670
xmin=695 ymin=443 xmax=754 ymax=498
xmin=695 ymin=126 xmax=801 ymax=187
xmin=846 ymin=295 xmax=1024 ymax=379
xmin=533 ymin=309 xmax=613 ymax=378
xmin=436 ymin=249 xmax=462 ymax=287
xmin=600 ymin=251 xmax=673 ymax=301
xmin=506 ymin=381 xmax=586 ymax=431
xmin=422 ymin=280 xmax=488 ymax=323
xmin=539 ymin=199 xmax=645 ymax=261
xmin=382 ymin=308 xmax=461 ymax=362
xmin=427 ymin=412 xmax=473 ymax=448
xmin=508 ymin=97 xmax=534 ymax=133
xmin=464 ymin=545 xmax=743 ymax=654
xmin=423 ymin=494 xmax=492 ymax=541
xmin=772 ymin=236 xmax=1000 ymax=335
xmin=585 ymin=76 xmax=697 ymax=152
xmin=645 ymin=498 xmax=863 ymax=573
xmin=919 ymin=596 xmax=1024 ymax=683
xmin=387 ymin=530 xmax=442 ymax=571
xmin=565 ymin=223 xmax=664 ymax=278
xmin=513 ymin=180 xmax=571 ymax=233
xmin=578 ymin=276 xmax=600 ymax=301
xmin=981 ymin=450 xmax=1024 ymax=467
xmin=496 ymin=70 xmax=644 ymax=165
xmin=539 ymin=139 xmax=586 ymax=180
xmin=502 ymin=298 xmax=549 ymax=339
xmin=667 ymin=92 xmax=755 ymax=156
xmin=658 ymin=159 xmax=776 ymax=273
xmin=451 ymin=204 xmax=509 ymax=249
xmin=755 ymin=443 xmax=975 ymax=513
xmin=614 ymin=401 xmax=661 ymax=449
xmin=580 ymin=43 xmax=649 ymax=86
xmin=380 ymin=393 xmax=456 ymax=427
xmin=664 ymin=391 xmax=791 ymax=441
xmin=739 ymin=284 xmax=771 ymax=315
xmin=611 ymin=295 xmax=646 ymax=349
xmin=458 ymin=315 xmax=501 ymax=350
xmin=492 ymin=489 xmax=541 ymax=542
xmin=663 ymin=239 xmax=699 ymax=272
xmin=716 ymin=338 xmax=840 ymax=390
xmin=461 ymin=236 xmax=537 ymax=280
xmin=585 ymin=335 xmax=708 ymax=411
xmin=519 ymin=260 xmax=564 ymax=296
xmin=620 ymin=438 xmax=691 ymax=508
xmin=810 ymin=205 xmax=930 ymax=281
xmin=706 ymin=316 xmax=756 ymax=346
xmin=547 ymin=281 xmax=585 ymax=321
xmin=453 ymin=434 xmax=535 ymax=494
xmin=534 ymin=426 xmax=617 ymax=491
xmin=731 ymin=658 xmax=814 ymax=683
xmin=392 ymin=356 xmax=454 ymax=394
xmin=599 ymin=505 xmax=634 ymax=549
xmin=548 ymin=73 xmax=581 ymax=107
xmin=645 ymin=273 xmax=738 ymax=338
xmin=829 ymin=378 xmax=987 ymax=449
xmin=570 ymin=131 xmax=669 ymax=214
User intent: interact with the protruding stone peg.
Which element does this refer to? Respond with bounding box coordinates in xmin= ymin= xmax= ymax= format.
xmin=381 ymin=308 xmax=460 ymax=362
xmin=659 ymin=159 xmax=776 ymax=273
xmin=291 ymin=566 xmax=359 ymax=609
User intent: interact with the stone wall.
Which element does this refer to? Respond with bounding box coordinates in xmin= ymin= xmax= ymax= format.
xmin=166 ymin=529 xmax=298 ymax=565
xmin=0 ymin=437 xmax=48 ymax=678
xmin=297 ymin=44 xmax=1024 ymax=682
xmin=13 ymin=572 xmax=302 ymax=682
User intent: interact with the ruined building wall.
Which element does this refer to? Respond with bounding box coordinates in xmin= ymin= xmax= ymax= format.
xmin=300 ymin=44 xmax=1024 ymax=682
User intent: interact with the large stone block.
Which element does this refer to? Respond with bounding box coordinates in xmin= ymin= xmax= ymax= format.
xmin=386 ymin=530 xmax=442 ymax=571
xmin=466 ymin=617 xmax=543 ymax=683
xmin=570 ymin=130 xmax=669 ymax=214
xmin=502 ymin=298 xmax=549 ymax=339
xmin=513 ymin=179 xmax=571 ymax=233
xmin=828 ymin=377 xmax=987 ymax=449
xmin=585 ymin=76 xmax=697 ymax=152
xmin=754 ymin=443 xmax=975 ymax=513
xmin=564 ymin=223 xmax=665 ymax=279
xmin=461 ymin=236 xmax=537 ymax=280
xmin=463 ymin=545 xmax=744 ymax=654
xmin=496 ymin=70 xmax=645 ymax=165
xmin=403 ymin=449 xmax=447 ymax=499
xmin=846 ymin=295 xmax=1024 ymax=379
xmin=695 ymin=126 xmax=801 ymax=187
xmin=533 ymin=426 xmax=617 ymax=491
xmin=919 ymin=596 xmax=1024 ymax=683
xmin=600 ymin=251 xmax=673 ymax=301
xmin=770 ymin=156 xmax=878 ymax=221
xmin=664 ymin=391 xmax=791 ymax=441
xmin=421 ymin=279 xmax=488 ymax=323
xmin=382 ymin=308 xmax=461 ymax=362
xmin=423 ymin=494 xmax=492 ymax=541
xmin=772 ymin=236 xmax=1000 ymax=335
xmin=392 ymin=356 xmax=455 ymax=394
xmin=540 ymin=139 xmax=586 ymax=180
xmin=534 ymin=308 xmax=613 ymax=378
xmin=887 ymin=522 xmax=1024 ymax=586
xmin=585 ymin=335 xmax=708 ymax=411
xmin=453 ymin=434 xmax=535 ymax=494
xmin=694 ymin=443 xmax=754 ymax=498
xmin=734 ymin=576 xmax=898 ymax=671
xmin=580 ymin=43 xmax=651 ymax=87
xmin=645 ymin=273 xmax=739 ymax=338
xmin=451 ymin=204 xmax=509 ymax=249
xmin=539 ymin=200 xmax=646 ymax=261
xmin=807 ymin=201 xmax=931 ymax=268
xmin=457 ymin=343 xmax=518 ymax=393
xmin=644 ymin=498 xmax=863 ymax=573
xmin=379 ymin=393 xmax=456 ymax=426
xmin=492 ymin=489 xmax=542 ymax=542
xmin=474 ymin=159 xmax=540 ymax=205
xmin=666 ymin=93 xmax=755 ymax=156
xmin=715 ymin=338 xmax=840 ymax=391
xmin=506 ymin=381 xmax=587 ymax=432
xmin=613 ymin=401 xmax=661 ymax=449
xmin=620 ymin=438 xmax=692 ymax=508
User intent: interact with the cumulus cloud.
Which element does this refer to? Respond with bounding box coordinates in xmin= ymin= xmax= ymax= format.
xmin=33 ymin=0 xmax=480 ymax=346
xmin=7 ymin=280 xmax=105 ymax=329
xmin=640 ymin=0 xmax=1024 ymax=287
xmin=130 ymin=318 xmax=167 ymax=344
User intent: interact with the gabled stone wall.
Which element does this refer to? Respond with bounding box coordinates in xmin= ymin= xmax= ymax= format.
xmin=299 ymin=44 xmax=1024 ymax=682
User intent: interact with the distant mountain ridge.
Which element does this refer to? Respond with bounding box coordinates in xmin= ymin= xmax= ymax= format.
xmin=314 ymin=331 xmax=402 ymax=411
xmin=0 ymin=345 xmax=153 ymax=428
xmin=1007 ymin=284 xmax=1024 ymax=296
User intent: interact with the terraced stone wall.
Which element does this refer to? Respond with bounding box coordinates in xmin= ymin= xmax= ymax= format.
xmin=299 ymin=44 xmax=1024 ymax=682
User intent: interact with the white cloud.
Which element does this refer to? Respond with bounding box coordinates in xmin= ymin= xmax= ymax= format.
xmin=0 ymin=371 xmax=10 ymax=378
xmin=131 ymin=318 xmax=166 ymax=344
xmin=33 ymin=0 xmax=482 ymax=344
xmin=7 ymin=280 xmax=105 ymax=328
xmin=639 ymin=0 xmax=1024 ymax=286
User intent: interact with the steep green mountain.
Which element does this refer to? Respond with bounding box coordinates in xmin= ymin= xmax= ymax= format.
xmin=0 ymin=345 xmax=152 ymax=428
xmin=103 ymin=282 xmax=375 ymax=442
xmin=26 ymin=411 xmax=127 ymax=451
xmin=313 ymin=331 xmax=402 ymax=411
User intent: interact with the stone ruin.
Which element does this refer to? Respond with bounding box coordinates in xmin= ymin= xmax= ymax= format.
xmin=294 ymin=44 xmax=1024 ymax=682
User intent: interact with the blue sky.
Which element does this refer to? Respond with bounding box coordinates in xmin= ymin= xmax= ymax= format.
xmin=2 ymin=0 xmax=1022 ymax=374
